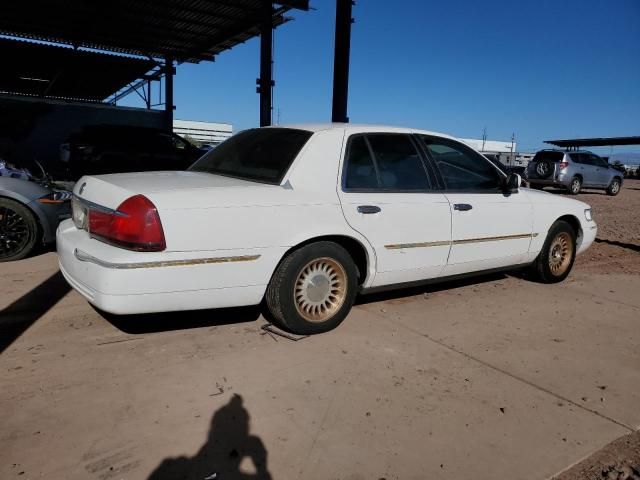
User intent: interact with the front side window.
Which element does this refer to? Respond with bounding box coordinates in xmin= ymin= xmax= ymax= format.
xmin=189 ymin=128 xmax=312 ymax=184
xmin=343 ymin=134 xmax=430 ymax=191
xmin=420 ymin=136 xmax=503 ymax=191
xmin=589 ymin=154 xmax=608 ymax=168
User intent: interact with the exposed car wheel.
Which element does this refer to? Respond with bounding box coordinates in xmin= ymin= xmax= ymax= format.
xmin=568 ymin=176 xmax=582 ymax=195
xmin=531 ymin=220 xmax=576 ymax=283
xmin=607 ymin=178 xmax=621 ymax=196
xmin=266 ymin=241 xmax=358 ymax=335
xmin=0 ymin=198 xmax=39 ymax=262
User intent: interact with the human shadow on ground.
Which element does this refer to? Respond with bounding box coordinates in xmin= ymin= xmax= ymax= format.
xmin=147 ymin=394 xmax=272 ymax=480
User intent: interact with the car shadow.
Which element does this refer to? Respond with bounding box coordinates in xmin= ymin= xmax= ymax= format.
xmin=356 ymin=271 xmax=509 ymax=305
xmin=97 ymin=305 xmax=262 ymax=335
xmin=595 ymin=238 xmax=640 ymax=253
xmin=541 ymin=188 xmax=607 ymax=196
xmin=100 ymin=271 xmax=520 ymax=335
xmin=147 ymin=394 xmax=272 ymax=480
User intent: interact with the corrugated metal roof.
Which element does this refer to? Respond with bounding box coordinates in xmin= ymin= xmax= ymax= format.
xmin=0 ymin=1 xmax=294 ymax=63
xmin=0 ymin=38 xmax=157 ymax=101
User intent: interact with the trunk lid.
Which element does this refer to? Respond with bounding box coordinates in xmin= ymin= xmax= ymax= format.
xmin=73 ymin=170 xmax=282 ymax=211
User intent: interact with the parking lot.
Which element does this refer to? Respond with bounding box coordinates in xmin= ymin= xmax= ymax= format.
xmin=2 ymin=180 xmax=639 ymax=480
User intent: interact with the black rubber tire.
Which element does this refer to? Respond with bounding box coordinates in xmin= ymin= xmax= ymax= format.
xmin=606 ymin=178 xmax=621 ymax=196
xmin=265 ymin=241 xmax=358 ymax=335
xmin=530 ymin=220 xmax=577 ymax=283
xmin=568 ymin=176 xmax=582 ymax=195
xmin=0 ymin=198 xmax=39 ymax=262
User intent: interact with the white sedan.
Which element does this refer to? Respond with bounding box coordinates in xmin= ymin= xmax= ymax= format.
xmin=57 ymin=124 xmax=597 ymax=334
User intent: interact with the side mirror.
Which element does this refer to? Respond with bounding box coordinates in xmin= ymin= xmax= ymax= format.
xmin=504 ymin=173 xmax=521 ymax=193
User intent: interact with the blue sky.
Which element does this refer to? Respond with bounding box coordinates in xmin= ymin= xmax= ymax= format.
xmin=129 ymin=0 xmax=639 ymax=154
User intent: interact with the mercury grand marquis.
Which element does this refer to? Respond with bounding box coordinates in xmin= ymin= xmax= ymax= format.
xmin=57 ymin=124 xmax=597 ymax=334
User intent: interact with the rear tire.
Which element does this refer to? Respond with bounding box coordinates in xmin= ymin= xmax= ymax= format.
xmin=606 ymin=178 xmax=621 ymax=196
xmin=568 ymin=176 xmax=582 ymax=195
xmin=530 ymin=220 xmax=576 ymax=283
xmin=266 ymin=241 xmax=358 ymax=335
xmin=0 ymin=198 xmax=39 ymax=262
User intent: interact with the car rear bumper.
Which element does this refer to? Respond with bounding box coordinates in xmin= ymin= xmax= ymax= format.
xmin=526 ymin=177 xmax=570 ymax=188
xmin=56 ymin=219 xmax=279 ymax=314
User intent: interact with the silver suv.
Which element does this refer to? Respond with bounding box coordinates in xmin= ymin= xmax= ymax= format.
xmin=526 ymin=149 xmax=623 ymax=195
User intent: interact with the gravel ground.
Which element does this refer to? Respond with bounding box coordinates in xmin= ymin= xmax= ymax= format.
xmin=554 ymin=431 xmax=640 ymax=480
xmin=563 ymin=178 xmax=640 ymax=275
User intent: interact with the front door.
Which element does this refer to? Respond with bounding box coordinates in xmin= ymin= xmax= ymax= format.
xmin=338 ymin=133 xmax=452 ymax=287
xmin=418 ymin=135 xmax=534 ymax=276
xmin=587 ymin=154 xmax=612 ymax=187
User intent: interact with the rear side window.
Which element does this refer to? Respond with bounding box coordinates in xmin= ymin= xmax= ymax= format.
xmin=533 ymin=151 xmax=565 ymax=163
xmin=569 ymin=153 xmax=583 ymax=164
xmin=344 ymin=136 xmax=379 ymax=189
xmin=420 ymin=136 xmax=502 ymax=191
xmin=343 ymin=134 xmax=430 ymax=191
xmin=189 ymin=128 xmax=312 ymax=184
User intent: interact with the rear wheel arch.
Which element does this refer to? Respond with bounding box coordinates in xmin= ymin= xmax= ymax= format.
xmin=274 ymin=235 xmax=371 ymax=287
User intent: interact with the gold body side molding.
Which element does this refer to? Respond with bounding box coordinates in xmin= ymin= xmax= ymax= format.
xmin=385 ymin=232 xmax=539 ymax=250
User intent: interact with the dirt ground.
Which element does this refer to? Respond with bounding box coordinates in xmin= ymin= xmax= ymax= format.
xmin=1 ymin=180 xmax=639 ymax=480
xmin=569 ymin=178 xmax=640 ymax=275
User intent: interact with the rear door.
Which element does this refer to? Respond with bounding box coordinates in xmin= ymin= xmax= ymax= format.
xmin=419 ymin=136 xmax=534 ymax=276
xmin=572 ymin=153 xmax=598 ymax=187
xmin=338 ymin=133 xmax=452 ymax=287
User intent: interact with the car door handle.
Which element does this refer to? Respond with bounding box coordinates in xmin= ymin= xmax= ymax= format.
xmin=454 ymin=203 xmax=473 ymax=211
xmin=357 ymin=205 xmax=381 ymax=214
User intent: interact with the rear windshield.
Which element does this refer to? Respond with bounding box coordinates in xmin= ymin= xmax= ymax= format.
xmin=533 ymin=151 xmax=564 ymax=163
xmin=189 ymin=128 xmax=312 ymax=184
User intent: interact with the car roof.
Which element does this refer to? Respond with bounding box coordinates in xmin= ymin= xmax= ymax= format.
xmin=273 ymin=123 xmax=457 ymax=140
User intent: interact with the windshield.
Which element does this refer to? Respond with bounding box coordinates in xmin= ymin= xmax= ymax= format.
xmin=189 ymin=128 xmax=313 ymax=184
xmin=533 ymin=151 xmax=564 ymax=163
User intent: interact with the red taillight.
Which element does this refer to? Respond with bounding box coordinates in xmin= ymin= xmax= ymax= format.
xmin=558 ymin=161 xmax=569 ymax=170
xmin=88 ymin=195 xmax=166 ymax=251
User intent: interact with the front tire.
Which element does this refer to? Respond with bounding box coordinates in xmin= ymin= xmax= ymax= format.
xmin=607 ymin=178 xmax=621 ymax=196
xmin=266 ymin=241 xmax=358 ymax=335
xmin=0 ymin=198 xmax=39 ymax=262
xmin=531 ymin=220 xmax=576 ymax=283
xmin=568 ymin=177 xmax=582 ymax=195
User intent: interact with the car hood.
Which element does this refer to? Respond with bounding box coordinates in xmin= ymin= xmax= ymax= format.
xmin=522 ymin=187 xmax=591 ymax=210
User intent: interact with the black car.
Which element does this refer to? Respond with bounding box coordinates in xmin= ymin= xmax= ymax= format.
xmin=59 ymin=125 xmax=203 ymax=180
xmin=0 ymin=158 xmax=71 ymax=261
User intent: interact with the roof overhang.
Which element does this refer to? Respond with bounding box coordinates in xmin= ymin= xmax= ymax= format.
xmin=0 ymin=38 xmax=158 ymax=102
xmin=545 ymin=136 xmax=640 ymax=148
xmin=0 ymin=1 xmax=308 ymax=63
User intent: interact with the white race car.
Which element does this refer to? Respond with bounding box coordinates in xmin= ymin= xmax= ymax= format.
xmin=57 ymin=124 xmax=597 ymax=334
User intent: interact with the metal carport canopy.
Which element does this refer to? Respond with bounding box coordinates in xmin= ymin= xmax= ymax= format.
xmin=0 ymin=38 xmax=157 ymax=102
xmin=545 ymin=136 xmax=640 ymax=148
xmin=0 ymin=0 xmax=307 ymax=63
